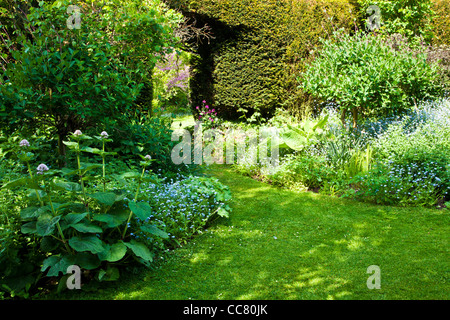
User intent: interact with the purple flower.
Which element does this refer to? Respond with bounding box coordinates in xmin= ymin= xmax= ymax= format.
xmin=19 ymin=139 xmax=30 ymax=147
xmin=100 ymin=131 xmax=109 ymax=138
xmin=36 ymin=163 xmax=49 ymax=174
xmin=145 ymin=155 xmax=152 ymax=160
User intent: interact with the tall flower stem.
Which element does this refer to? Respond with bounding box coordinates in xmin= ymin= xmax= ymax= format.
xmin=26 ymin=161 xmax=43 ymax=206
xmin=102 ymin=139 xmax=106 ymax=193
xmin=121 ymin=165 xmax=147 ymax=239
xmin=43 ymin=180 xmax=72 ymax=254
xmin=75 ymin=141 xmax=89 ymax=216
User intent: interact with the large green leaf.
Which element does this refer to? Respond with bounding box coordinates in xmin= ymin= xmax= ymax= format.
xmin=75 ymin=252 xmax=101 ymax=270
xmin=98 ymin=242 xmax=127 ymax=262
xmin=55 ymin=202 xmax=86 ymax=215
xmin=1 ymin=177 xmax=27 ymax=189
xmin=69 ymin=235 xmax=105 ymax=254
xmin=128 ymin=201 xmax=152 ymax=221
xmin=20 ymin=205 xmax=50 ymax=220
xmin=21 ymin=221 xmax=37 ymax=234
xmin=71 ymin=221 xmax=103 ymax=233
xmin=280 ymin=129 xmax=307 ymax=151
xmin=36 ymin=214 xmax=61 ymax=236
xmin=122 ymin=240 xmax=153 ymax=262
xmin=51 ymin=179 xmax=82 ymax=192
xmin=88 ymin=192 xmax=116 ymax=206
xmin=93 ymin=212 xmax=128 ymax=228
xmin=62 ymin=212 xmax=89 ymax=227
xmin=41 ymin=254 xmax=76 ymax=277
xmin=81 ymin=146 xmax=102 ymax=154
xmin=40 ymin=236 xmax=59 ymax=252
xmin=139 ymin=224 xmax=169 ymax=239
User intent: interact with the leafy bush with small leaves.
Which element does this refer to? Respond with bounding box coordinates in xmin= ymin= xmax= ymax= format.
xmin=300 ymin=30 xmax=442 ymax=128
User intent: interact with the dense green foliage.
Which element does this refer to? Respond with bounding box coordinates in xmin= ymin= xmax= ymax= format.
xmin=54 ymin=167 xmax=450 ymax=300
xmin=233 ymin=98 xmax=450 ymax=208
xmin=0 ymin=0 xmax=182 ymax=161
xmin=164 ymin=0 xmax=450 ymax=119
xmin=0 ymin=132 xmax=231 ymax=298
xmin=357 ymin=0 xmax=434 ymax=41
xmin=300 ymin=30 xmax=442 ymax=127
xmin=1 ymin=0 xmax=449 ymax=302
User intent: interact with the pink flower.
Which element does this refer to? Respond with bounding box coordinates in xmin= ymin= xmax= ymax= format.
xmin=36 ymin=163 xmax=49 ymax=174
xmin=196 ymin=106 xmax=199 ymax=109
xmin=202 ymin=100 xmax=206 ymax=104
xmin=212 ymin=109 xmax=215 ymax=112
xmin=73 ymin=130 xmax=82 ymax=136
xmin=205 ymin=105 xmax=209 ymax=109
xmin=19 ymin=139 xmax=30 ymax=147
xmin=144 ymin=155 xmax=151 ymax=160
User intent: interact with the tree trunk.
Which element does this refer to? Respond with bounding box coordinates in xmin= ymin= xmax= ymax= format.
xmin=351 ymin=107 xmax=358 ymax=129
xmin=341 ymin=108 xmax=347 ymax=130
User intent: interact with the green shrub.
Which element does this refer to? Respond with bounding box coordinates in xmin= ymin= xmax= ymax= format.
xmin=300 ymin=30 xmax=442 ymax=128
xmin=134 ymin=175 xmax=232 ymax=249
xmin=349 ymin=98 xmax=450 ymax=206
xmin=0 ymin=0 xmax=182 ymax=161
xmin=0 ymin=128 xmax=231 ymax=298
xmin=351 ymin=161 xmax=449 ymax=207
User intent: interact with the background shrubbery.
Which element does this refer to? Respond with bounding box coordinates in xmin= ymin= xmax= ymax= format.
xmin=165 ymin=0 xmax=450 ymax=120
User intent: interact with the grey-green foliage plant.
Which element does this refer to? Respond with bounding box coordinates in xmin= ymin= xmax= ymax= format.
xmin=300 ymin=29 xmax=442 ymax=128
xmin=1 ymin=131 xmax=169 ymax=286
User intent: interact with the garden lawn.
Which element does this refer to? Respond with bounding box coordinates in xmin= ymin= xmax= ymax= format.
xmin=170 ymin=114 xmax=195 ymax=130
xmin=57 ymin=166 xmax=449 ymax=300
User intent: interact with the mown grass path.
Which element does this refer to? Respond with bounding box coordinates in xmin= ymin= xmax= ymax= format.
xmin=62 ymin=166 xmax=449 ymax=300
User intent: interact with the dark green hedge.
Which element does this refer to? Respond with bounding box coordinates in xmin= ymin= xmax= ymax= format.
xmin=169 ymin=0 xmax=359 ymax=120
